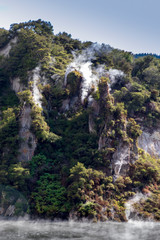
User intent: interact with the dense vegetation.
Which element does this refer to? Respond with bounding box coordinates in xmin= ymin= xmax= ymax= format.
xmin=0 ymin=19 xmax=160 ymax=221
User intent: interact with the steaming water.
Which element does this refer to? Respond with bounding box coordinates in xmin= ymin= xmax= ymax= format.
xmin=0 ymin=220 xmax=160 ymax=240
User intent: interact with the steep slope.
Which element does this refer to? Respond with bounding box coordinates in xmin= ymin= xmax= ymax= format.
xmin=0 ymin=20 xmax=160 ymax=221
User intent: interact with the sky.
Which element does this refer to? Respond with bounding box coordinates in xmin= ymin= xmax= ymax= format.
xmin=0 ymin=0 xmax=160 ymax=54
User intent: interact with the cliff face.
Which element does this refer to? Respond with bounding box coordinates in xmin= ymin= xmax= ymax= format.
xmin=17 ymin=105 xmax=37 ymax=162
xmin=64 ymin=72 xmax=139 ymax=180
xmin=138 ymin=128 xmax=160 ymax=158
xmin=0 ymin=37 xmax=18 ymax=58
xmin=11 ymin=75 xmax=37 ymax=162
xmin=112 ymin=141 xmax=138 ymax=176
xmin=11 ymin=77 xmax=23 ymax=93
xmin=1 ymin=20 xmax=160 ymax=221
xmin=0 ymin=36 xmax=37 ymax=163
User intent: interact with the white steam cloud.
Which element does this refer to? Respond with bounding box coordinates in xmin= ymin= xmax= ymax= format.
xmin=65 ymin=43 xmax=111 ymax=102
xmin=31 ymin=66 xmax=42 ymax=108
xmin=65 ymin=43 xmax=124 ymax=103
xmin=125 ymin=192 xmax=147 ymax=220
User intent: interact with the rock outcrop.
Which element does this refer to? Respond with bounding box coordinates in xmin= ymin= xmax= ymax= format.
xmin=138 ymin=128 xmax=160 ymax=158
xmin=89 ymin=99 xmax=100 ymax=134
xmin=18 ymin=105 xmax=37 ymax=162
xmin=0 ymin=185 xmax=28 ymax=217
xmin=11 ymin=74 xmax=37 ymax=162
xmin=0 ymin=37 xmax=37 ymax=162
xmin=11 ymin=77 xmax=23 ymax=93
xmin=112 ymin=141 xmax=138 ymax=177
xmin=0 ymin=37 xmax=17 ymax=57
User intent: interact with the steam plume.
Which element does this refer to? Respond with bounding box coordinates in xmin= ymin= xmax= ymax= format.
xmin=64 ymin=43 xmax=124 ymax=103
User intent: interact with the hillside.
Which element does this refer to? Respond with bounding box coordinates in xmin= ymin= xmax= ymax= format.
xmin=134 ymin=53 xmax=160 ymax=59
xmin=0 ymin=19 xmax=160 ymax=221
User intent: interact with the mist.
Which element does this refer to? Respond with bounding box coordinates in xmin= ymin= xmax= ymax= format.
xmin=0 ymin=219 xmax=159 ymax=240
xmin=65 ymin=44 xmax=124 ymax=102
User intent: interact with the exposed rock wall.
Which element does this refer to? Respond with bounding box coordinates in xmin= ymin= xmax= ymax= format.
xmin=11 ymin=77 xmax=23 ymax=93
xmin=30 ymin=66 xmax=43 ymax=108
xmin=61 ymin=99 xmax=70 ymax=112
xmin=112 ymin=143 xmax=131 ymax=176
xmin=18 ymin=105 xmax=37 ymax=162
xmin=138 ymin=128 xmax=160 ymax=158
xmin=11 ymin=74 xmax=37 ymax=162
xmin=98 ymin=124 xmax=108 ymax=150
xmin=110 ymin=125 xmax=160 ymax=178
xmin=0 ymin=37 xmax=17 ymax=57
xmin=0 ymin=185 xmax=28 ymax=217
xmin=89 ymin=99 xmax=100 ymax=134
xmin=112 ymin=141 xmax=138 ymax=177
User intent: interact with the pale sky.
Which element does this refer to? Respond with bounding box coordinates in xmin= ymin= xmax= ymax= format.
xmin=0 ymin=0 xmax=159 ymax=54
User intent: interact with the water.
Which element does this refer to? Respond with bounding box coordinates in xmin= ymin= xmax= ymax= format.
xmin=0 ymin=220 xmax=160 ymax=240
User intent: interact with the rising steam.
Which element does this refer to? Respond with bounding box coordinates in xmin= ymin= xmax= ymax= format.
xmin=31 ymin=66 xmax=42 ymax=108
xmin=64 ymin=43 xmax=124 ymax=103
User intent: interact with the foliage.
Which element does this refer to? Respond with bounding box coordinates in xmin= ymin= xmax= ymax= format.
xmin=66 ymin=70 xmax=82 ymax=96
xmin=1 ymin=19 xmax=160 ymax=221
xmin=8 ymin=163 xmax=30 ymax=192
xmin=134 ymin=185 xmax=160 ymax=220
xmin=0 ymin=185 xmax=29 ymax=216
xmin=67 ymin=162 xmax=113 ymax=219
xmin=2 ymin=20 xmax=52 ymax=82
xmin=31 ymin=105 xmax=60 ymax=142
xmin=78 ymin=202 xmax=97 ymax=217
xmin=10 ymin=19 xmax=53 ymax=36
xmin=126 ymin=118 xmax=142 ymax=139
xmin=30 ymin=173 xmax=69 ymax=217
xmin=129 ymin=150 xmax=160 ymax=189
xmin=0 ymin=28 xmax=10 ymax=48
xmin=54 ymin=32 xmax=82 ymax=53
